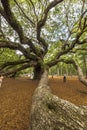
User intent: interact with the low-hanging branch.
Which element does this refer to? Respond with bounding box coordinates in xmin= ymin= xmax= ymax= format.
xmin=0 ymin=59 xmax=30 ymax=71
xmin=57 ymin=58 xmax=87 ymax=87
xmin=1 ymin=61 xmax=37 ymax=76
xmin=0 ymin=40 xmax=39 ymax=60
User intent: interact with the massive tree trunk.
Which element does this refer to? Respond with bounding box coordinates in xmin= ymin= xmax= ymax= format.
xmin=33 ymin=62 xmax=44 ymax=79
xmin=29 ymin=70 xmax=87 ymax=130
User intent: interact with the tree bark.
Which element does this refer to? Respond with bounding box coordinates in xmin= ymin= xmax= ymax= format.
xmin=86 ymin=70 xmax=87 ymax=79
xmin=33 ymin=63 xmax=44 ymax=79
xmin=29 ymin=70 xmax=87 ymax=130
xmin=76 ymin=65 xmax=87 ymax=87
xmin=83 ymin=56 xmax=87 ymax=78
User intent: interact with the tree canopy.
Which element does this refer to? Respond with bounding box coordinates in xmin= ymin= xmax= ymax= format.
xmin=0 ymin=0 xmax=87 ymax=78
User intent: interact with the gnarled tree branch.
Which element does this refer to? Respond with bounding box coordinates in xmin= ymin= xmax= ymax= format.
xmin=1 ymin=61 xmax=37 ymax=76
xmin=0 ymin=40 xmax=39 ymax=60
xmin=0 ymin=59 xmax=30 ymax=71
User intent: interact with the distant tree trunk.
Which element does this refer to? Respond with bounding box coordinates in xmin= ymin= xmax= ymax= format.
xmin=60 ymin=65 xmax=62 ymax=76
xmin=10 ymin=72 xmax=17 ymax=78
xmin=69 ymin=60 xmax=87 ymax=86
xmin=83 ymin=56 xmax=87 ymax=78
xmin=76 ymin=64 xmax=87 ymax=87
xmin=86 ymin=70 xmax=87 ymax=79
xmin=57 ymin=68 xmax=59 ymax=76
xmin=56 ymin=64 xmax=59 ymax=76
xmin=0 ymin=14 xmax=1 ymax=29
xmin=33 ymin=62 xmax=44 ymax=79
xmin=29 ymin=69 xmax=87 ymax=130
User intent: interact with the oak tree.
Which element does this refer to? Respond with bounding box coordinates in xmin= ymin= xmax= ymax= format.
xmin=0 ymin=0 xmax=87 ymax=129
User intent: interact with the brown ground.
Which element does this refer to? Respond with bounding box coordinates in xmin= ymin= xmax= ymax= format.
xmin=0 ymin=76 xmax=87 ymax=130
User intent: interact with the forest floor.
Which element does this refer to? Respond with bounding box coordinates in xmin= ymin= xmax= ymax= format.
xmin=0 ymin=76 xmax=87 ymax=130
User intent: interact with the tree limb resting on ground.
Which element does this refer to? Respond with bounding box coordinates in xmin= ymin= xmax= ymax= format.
xmin=30 ymin=69 xmax=87 ymax=130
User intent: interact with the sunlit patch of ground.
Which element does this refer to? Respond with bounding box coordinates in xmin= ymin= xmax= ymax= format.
xmin=0 ymin=76 xmax=87 ymax=130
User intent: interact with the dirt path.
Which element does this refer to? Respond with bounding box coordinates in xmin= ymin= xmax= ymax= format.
xmin=0 ymin=76 xmax=87 ymax=130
